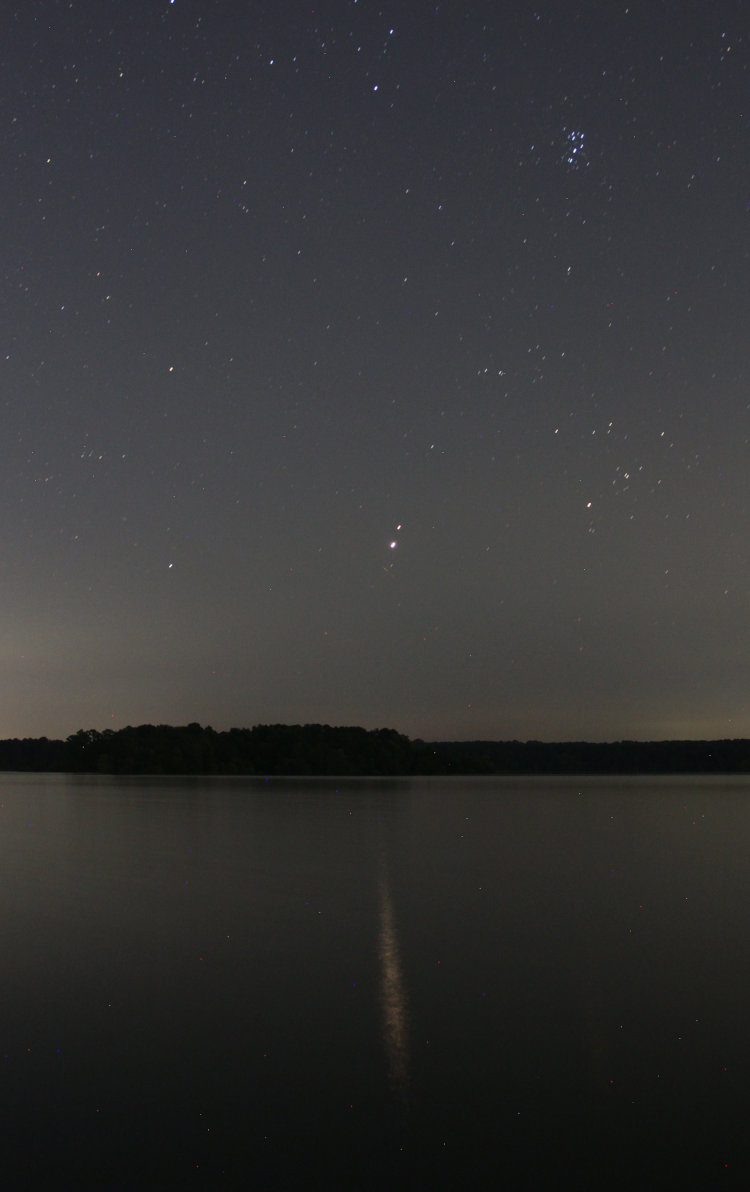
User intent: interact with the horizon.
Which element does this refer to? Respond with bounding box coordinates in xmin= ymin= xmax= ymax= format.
xmin=5 ymin=720 xmax=750 ymax=749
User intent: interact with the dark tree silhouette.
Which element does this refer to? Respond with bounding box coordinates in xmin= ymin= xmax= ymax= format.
xmin=0 ymin=725 xmax=749 ymax=776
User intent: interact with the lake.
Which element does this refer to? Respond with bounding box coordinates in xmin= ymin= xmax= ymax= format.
xmin=1 ymin=772 xmax=749 ymax=1188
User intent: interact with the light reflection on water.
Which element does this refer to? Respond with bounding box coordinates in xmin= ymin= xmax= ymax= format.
xmin=377 ymin=857 xmax=410 ymax=1099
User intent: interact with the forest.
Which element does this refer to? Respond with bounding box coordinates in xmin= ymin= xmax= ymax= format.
xmin=1 ymin=723 xmax=750 ymax=776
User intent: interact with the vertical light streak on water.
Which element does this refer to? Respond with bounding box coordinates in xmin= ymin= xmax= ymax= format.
xmin=378 ymin=859 xmax=410 ymax=1100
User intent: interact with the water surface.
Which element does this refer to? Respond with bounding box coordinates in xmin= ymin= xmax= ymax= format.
xmin=1 ymin=773 xmax=748 ymax=1187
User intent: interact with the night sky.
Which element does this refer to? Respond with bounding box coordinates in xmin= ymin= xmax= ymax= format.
xmin=3 ymin=0 xmax=748 ymax=743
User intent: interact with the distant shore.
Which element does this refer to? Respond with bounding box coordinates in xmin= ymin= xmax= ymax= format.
xmin=1 ymin=723 xmax=749 ymax=777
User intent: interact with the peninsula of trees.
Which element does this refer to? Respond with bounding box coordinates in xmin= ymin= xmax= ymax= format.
xmin=1 ymin=723 xmax=750 ymax=776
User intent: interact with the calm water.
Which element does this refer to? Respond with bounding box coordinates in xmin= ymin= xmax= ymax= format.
xmin=1 ymin=773 xmax=749 ymax=1188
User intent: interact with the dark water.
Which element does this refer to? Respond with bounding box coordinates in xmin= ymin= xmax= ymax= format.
xmin=1 ymin=773 xmax=749 ymax=1188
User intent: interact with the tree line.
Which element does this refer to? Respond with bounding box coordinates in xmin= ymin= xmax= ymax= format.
xmin=0 ymin=723 xmax=416 ymax=775
xmin=1 ymin=723 xmax=750 ymax=775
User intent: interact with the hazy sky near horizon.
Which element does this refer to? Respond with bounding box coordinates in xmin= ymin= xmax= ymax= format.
xmin=3 ymin=0 xmax=749 ymax=742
